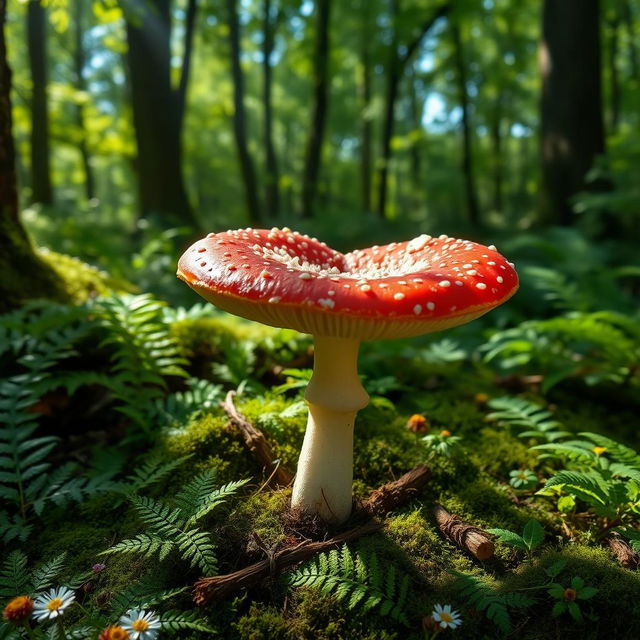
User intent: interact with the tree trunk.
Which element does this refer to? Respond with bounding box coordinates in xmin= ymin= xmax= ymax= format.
xmin=73 ymin=0 xmax=95 ymax=201
xmin=409 ymin=69 xmax=422 ymax=191
xmin=262 ymin=0 xmax=280 ymax=219
xmin=358 ymin=1 xmax=372 ymax=213
xmin=451 ymin=21 xmax=480 ymax=226
xmin=301 ymin=0 xmax=331 ymax=219
xmin=27 ymin=0 xmax=53 ymax=205
xmin=607 ymin=9 xmax=620 ymax=133
xmin=226 ymin=0 xmax=262 ymax=224
xmin=177 ymin=0 xmax=197 ymax=127
xmin=125 ymin=0 xmax=195 ymax=227
xmin=0 ymin=0 xmax=65 ymax=312
xmin=540 ymin=0 xmax=606 ymax=226
xmin=375 ymin=2 xmax=449 ymax=218
xmin=490 ymin=100 xmax=504 ymax=213
xmin=622 ymin=1 xmax=639 ymax=80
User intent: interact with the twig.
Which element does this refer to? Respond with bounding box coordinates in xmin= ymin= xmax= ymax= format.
xmin=193 ymin=521 xmax=382 ymax=605
xmin=432 ymin=504 xmax=495 ymax=561
xmin=604 ymin=533 xmax=639 ymax=570
xmin=222 ymin=390 xmax=294 ymax=487
xmin=193 ymin=464 xmax=432 ymax=605
xmin=363 ymin=465 xmax=431 ymax=516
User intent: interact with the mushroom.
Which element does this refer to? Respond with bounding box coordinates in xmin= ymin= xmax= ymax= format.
xmin=177 ymin=228 xmax=518 ymax=523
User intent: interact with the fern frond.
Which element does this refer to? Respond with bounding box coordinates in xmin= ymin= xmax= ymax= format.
xmin=542 ymin=470 xmax=610 ymax=507
xmin=30 ymin=554 xmax=67 ymax=592
xmin=179 ymin=476 xmax=250 ymax=525
xmin=486 ymin=397 xmax=568 ymax=442
xmin=159 ymin=610 xmax=216 ymax=633
xmin=0 ymin=551 xmax=29 ymax=598
xmin=287 ymin=545 xmax=410 ymax=625
xmin=121 ymin=455 xmax=191 ymax=495
xmin=175 ymin=530 xmax=218 ymax=575
xmin=100 ymin=534 xmax=175 ymax=561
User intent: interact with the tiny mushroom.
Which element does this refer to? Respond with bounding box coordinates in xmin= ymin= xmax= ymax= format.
xmin=177 ymin=228 xmax=518 ymax=523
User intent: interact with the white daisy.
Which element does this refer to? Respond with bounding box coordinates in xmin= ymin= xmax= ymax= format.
xmin=32 ymin=586 xmax=76 ymax=621
xmin=432 ymin=603 xmax=462 ymax=630
xmin=120 ymin=609 xmax=161 ymax=640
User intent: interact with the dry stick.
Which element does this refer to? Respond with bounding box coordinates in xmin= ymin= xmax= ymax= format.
xmin=432 ymin=503 xmax=495 ymax=561
xmin=221 ymin=390 xmax=294 ymax=487
xmin=604 ymin=533 xmax=640 ymax=570
xmin=193 ymin=465 xmax=431 ymax=605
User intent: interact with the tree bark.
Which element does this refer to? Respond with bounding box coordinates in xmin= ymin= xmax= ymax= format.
xmin=27 ymin=0 xmax=53 ymax=205
xmin=177 ymin=0 xmax=198 ymax=128
xmin=125 ymin=0 xmax=195 ymax=227
xmin=622 ymin=1 xmax=639 ymax=81
xmin=0 ymin=0 xmax=65 ymax=311
xmin=226 ymin=0 xmax=262 ymax=224
xmin=358 ymin=1 xmax=372 ymax=213
xmin=433 ymin=504 xmax=495 ymax=561
xmin=490 ymin=100 xmax=504 ymax=213
xmin=451 ymin=21 xmax=480 ymax=227
xmin=73 ymin=0 xmax=95 ymax=201
xmin=540 ymin=0 xmax=606 ymax=226
xmin=376 ymin=2 xmax=449 ymax=218
xmin=262 ymin=0 xmax=280 ymax=219
xmin=607 ymin=9 xmax=621 ymax=133
xmin=301 ymin=0 xmax=331 ymax=219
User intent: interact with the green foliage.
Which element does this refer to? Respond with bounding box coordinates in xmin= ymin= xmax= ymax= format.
xmin=547 ymin=576 xmax=598 ymax=623
xmin=485 ymin=396 xmax=569 ymax=442
xmin=159 ymin=610 xmax=216 ymax=633
xmin=102 ymin=471 xmax=248 ymax=575
xmin=421 ymin=432 xmax=462 ymax=458
xmin=96 ymin=294 xmax=189 ymax=428
xmin=483 ymin=311 xmax=640 ymax=391
xmin=451 ymin=570 xmax=535 ymax=634
xmin=487 ymin=519 xmax=545 ymax=555
xmin=0 ymin=551 xmax=66 ymax=598
xmin=287 ymin=545 xmax=411 ymax=625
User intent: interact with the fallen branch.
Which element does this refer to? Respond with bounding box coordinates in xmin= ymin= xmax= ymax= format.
xmin=432 ymin=504 xmax=495 ymax=561
xmin=194 ymin=521 xmax=383 ymax=605
xmin=363 ymin=465 xmax=431 ymax=516
xmin=604 ymin=533 xmax=639 ymax=570
xmin=222 ymin=390 xmax=294 ymax=487
xmin=194 ymin=464 xmax=431 ymax=605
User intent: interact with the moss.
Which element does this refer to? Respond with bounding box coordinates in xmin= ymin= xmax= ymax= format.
xmin=37 ymin=248 xmax=132 ymax=303
xmin=232 ymin=590 xmax=400 ymax=640
xmin=0 ymin=217 xmax=69 ymax=312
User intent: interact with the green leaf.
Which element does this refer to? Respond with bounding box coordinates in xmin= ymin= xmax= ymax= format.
xmin=522 ymin=519 xmax=544 ymax=552
xmin=486 ymin=528 xmax=527 ymax=550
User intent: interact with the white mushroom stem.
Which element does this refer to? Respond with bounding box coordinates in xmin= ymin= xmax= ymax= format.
xmin=291 ymin=335 xmax=369 ymax=523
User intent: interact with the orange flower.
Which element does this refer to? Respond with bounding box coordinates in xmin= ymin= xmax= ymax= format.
xmin=3 ymin=596 xmax=34 ymax=622
xmin=406 ymin=414 xmax=428 ymax=433
xmin=440 ymin=429 xmax=451 ymax=437
xmin=99 ymin=626 xmax=130 ymax=640
xmin=474 ymin=392 xmax=489 ymax=405
xmin=563 ymin=588 xmax=577 ymax=601
xmin=592 ymin=446 xmax=607 ymax=457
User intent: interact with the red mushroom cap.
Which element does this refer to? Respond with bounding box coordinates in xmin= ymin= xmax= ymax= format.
xmin=177 ymin=228 xmax=518 ymax=340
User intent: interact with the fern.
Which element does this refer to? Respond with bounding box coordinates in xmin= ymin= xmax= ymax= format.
xmin=0 ymin=551 xmax=66 ymax=598
xmin=159 ymin=610 xmax=216 ymax=633
xmin=485 ymin=396 xmax=569 ymax=442
xmin=451 ymin=571 xmax=535 ymax=634
xmin=95 ymin=294 xmax=188 ymax=428
xmin=149 ymin=378 xmax=224 ymax=428
xmin=287 ymin=545 xmax=411 ymax=625
xmin=109 ymin=577 xmax=186 ymax=615
xmin=118 ymin=455 xmax=192 ymax=496
xmin=102 ymin=473 xmax=248 ymax=575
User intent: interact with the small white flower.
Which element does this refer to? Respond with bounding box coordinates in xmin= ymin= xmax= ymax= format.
xmin=32 ymin=586 xmax=75 ymax=621
xmin=432 ymin=603 xmax=462 ymax=629
xmin=120 ymin=609 xmax=161 ymax=640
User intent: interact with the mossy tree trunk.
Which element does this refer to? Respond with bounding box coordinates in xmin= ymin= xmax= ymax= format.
xmin=0 ymin=0 xmax=66 ymax=312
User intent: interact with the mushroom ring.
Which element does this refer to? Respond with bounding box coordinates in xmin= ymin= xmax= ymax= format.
xmin=178 ymin=228 xmax=518 ymax=522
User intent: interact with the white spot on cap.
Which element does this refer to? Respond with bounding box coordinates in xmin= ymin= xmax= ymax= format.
xmin=327 ymin=290 xmax=336 ymax=296
xmin=318 ymin=298 xmax=335 ymax=309
xmin=455 ymin=280 xmax=463 ymax=286
xmin=407 ymin=234 xmax=431 ymax=252
xmin=488 ymin=244 xmax=496 ymax=250
xmin=466 ymin=270 xmax=477 ymax=276
xmin=268 ymin=297 xmax=281 ymax=303
xmin=360 ymin=284 xmax=372 ymax=292
xmin=260 ymin=270 xmax=272 ymax=279
xmin=488 ymin=261 xmax=496 ymax=266
xmin=413 ymin=304 xmax=422 ymax=315
xmin=439 ymin=280 xmax=451 ymax=287
xmin=476 ymin=282 xmax=487 ymax=290
xmin=426 ymin=302 xmax=435 ymax=311
xmin=393 ymin=292 xmax=405 ymax=300
xmin=299 ymin=272 xmax=312 ymax=280
xmin=497 ymin=276 xmax=504 ymax=283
